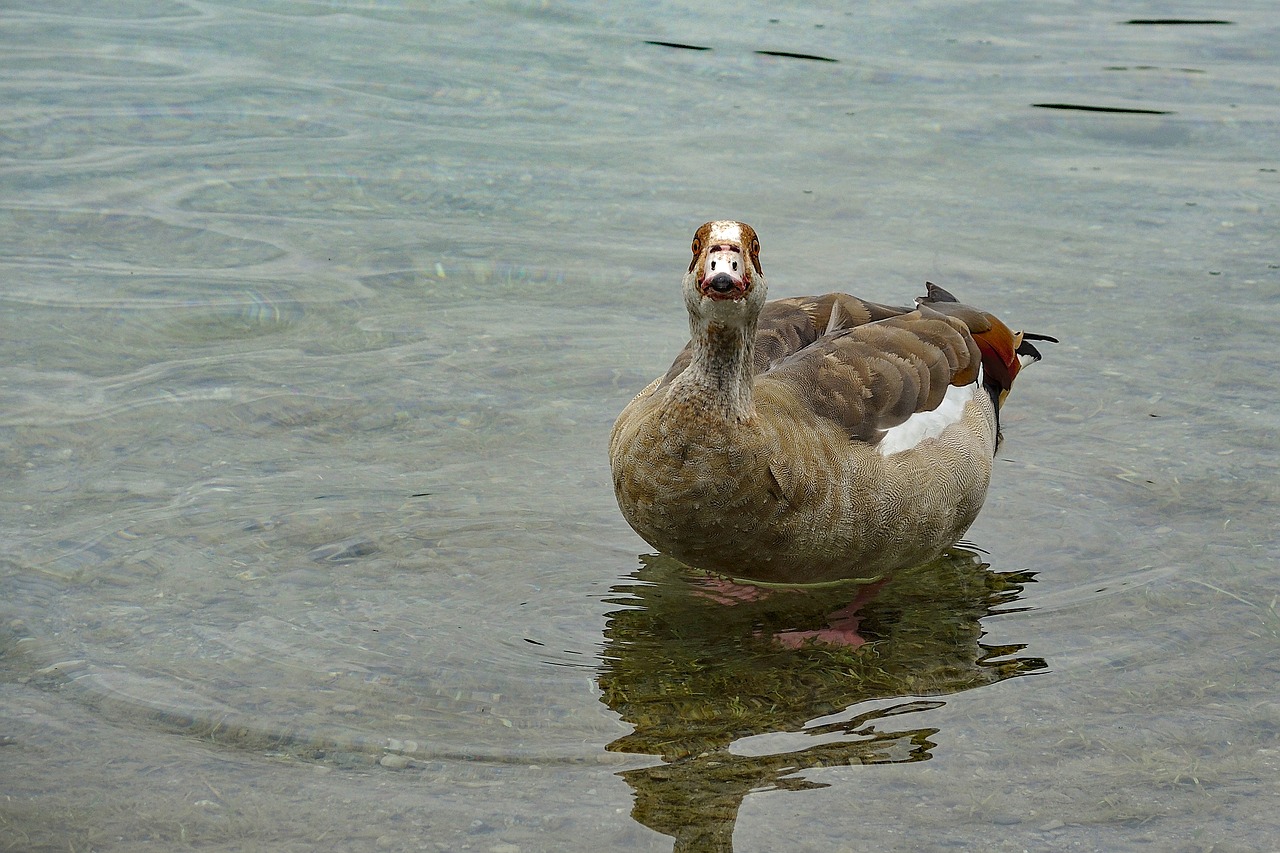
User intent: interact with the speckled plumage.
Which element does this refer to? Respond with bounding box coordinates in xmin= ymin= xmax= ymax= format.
xmin=609 ymin=221 xmax=1050 ymax=584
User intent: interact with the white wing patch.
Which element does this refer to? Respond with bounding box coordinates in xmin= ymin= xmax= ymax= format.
xmin=876 ymin=380 xmax=976 ymax=456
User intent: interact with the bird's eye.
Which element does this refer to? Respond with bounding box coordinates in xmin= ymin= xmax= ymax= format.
xmin=688 ymin=238 xmax=702 ymax=273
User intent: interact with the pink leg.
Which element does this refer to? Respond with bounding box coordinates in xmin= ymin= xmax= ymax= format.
xmin=689 ymin=573 xmax=777 ymax=605
xmin=772 ymin=578 xmax=889 ymax=649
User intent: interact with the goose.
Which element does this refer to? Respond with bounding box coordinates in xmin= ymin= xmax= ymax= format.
xmin=609 ymin=220 xmax=1053 ymax=585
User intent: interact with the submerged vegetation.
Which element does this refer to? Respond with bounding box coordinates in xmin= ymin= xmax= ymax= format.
xmin=597 ymin=550 xmax=1045 ymax=850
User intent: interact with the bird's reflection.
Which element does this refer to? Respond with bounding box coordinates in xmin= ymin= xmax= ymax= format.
xmin=598 ymin=548 xmax=1045 ymax=852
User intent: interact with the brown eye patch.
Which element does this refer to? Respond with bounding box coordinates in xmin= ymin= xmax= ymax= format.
xmin=688 ymin=224 xmax=711 ymax=273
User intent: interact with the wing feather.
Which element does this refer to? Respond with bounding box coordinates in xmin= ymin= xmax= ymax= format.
xmin=654 ymin=286 xmax=1046 ymax=444
xmin=659 ymin=293 xmax=908 ymax=386
xmin=762 ymin=310 xmax=979 ymax=443
xmin=916 ymin=281 xmax=1053 ymax=405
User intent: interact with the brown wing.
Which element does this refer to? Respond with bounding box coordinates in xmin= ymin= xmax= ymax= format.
xmin=654 ymin=287 xmax=1043 ymax=443
xmin=917 ymin=282 xmax=1056 ymax=408
xmin=761 ymin=308 xmax=981 ymax=444
xmin=659 ymin=293 xmax=909 ymax=386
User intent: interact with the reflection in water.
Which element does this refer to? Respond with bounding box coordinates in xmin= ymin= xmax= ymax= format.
xmin=598 ymin=550 xmax=1045 ymax=852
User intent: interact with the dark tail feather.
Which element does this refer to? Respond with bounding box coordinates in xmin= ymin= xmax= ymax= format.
xmin=1016 ymin=332 xmax=1059 ymax=364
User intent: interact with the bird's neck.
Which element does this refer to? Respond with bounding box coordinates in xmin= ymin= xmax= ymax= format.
xmin=672 ymin=316 xmax=757 ymax=422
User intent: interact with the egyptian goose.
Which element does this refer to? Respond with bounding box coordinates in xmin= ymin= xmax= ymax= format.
xmin=609 ymin=220 xmax=1053 ymax=585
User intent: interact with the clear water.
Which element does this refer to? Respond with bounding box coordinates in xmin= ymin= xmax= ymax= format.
xmin=2 ymin=1 xmax=1277 ymax=851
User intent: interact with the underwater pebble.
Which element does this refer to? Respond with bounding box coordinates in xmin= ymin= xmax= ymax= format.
xmin=356 ymin=411 xmax=400 ymax=431
xmin=386 ymin=737 xmax=419 ymax=753
xmin=34 ymin=660 xmax=86 ymax=676
xmin=1253 ymin=702 xmax=1280 ymax=721
xmin=379 ymin=754 xmax=410 ymax=770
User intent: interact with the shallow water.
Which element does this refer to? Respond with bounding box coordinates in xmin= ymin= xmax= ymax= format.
xmin=2 ymin=1 xmax=1278 ymax=851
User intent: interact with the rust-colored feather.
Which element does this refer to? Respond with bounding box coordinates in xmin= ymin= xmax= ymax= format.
xmin=917 ymin=282 xmax=1041 ymax=407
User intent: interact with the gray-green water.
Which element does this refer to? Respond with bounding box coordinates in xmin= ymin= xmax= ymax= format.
xmin=2 ymin=1 xmax=1277 ymax=851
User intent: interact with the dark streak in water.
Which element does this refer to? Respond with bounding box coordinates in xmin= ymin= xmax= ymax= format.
xmin=1124 ymin=19 xmax=1234 ymax=25
xmin=1105 ymin=66 xmax=1206 ymax=74
xmin=754 ymin=50 xmax=838 ymax=62
xmin=644 ymin=40 xmax=711 ymax=51
xmin=1032 ymin=103 xmax=1172 ymax=115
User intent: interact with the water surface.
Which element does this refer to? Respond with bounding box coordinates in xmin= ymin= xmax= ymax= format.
xmin=2 ymin=1 xmax=1278 ymax=851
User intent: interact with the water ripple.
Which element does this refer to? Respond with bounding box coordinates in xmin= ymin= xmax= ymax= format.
xmin=0 ymin=208 xmax=285 ymax=269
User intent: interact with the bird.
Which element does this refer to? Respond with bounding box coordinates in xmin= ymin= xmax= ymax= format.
xmin=609 ymin=220 xmax=1054 ymax=585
